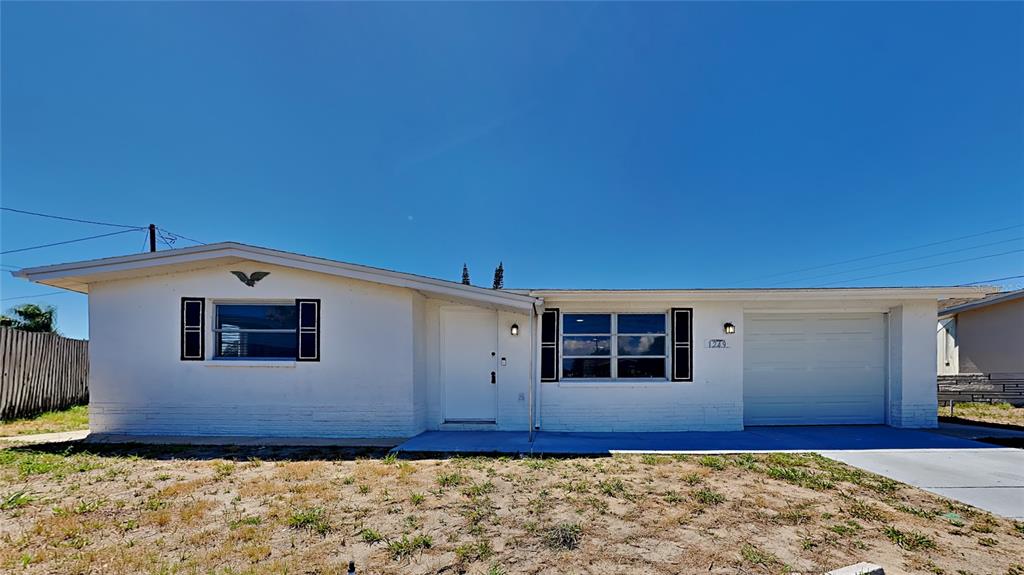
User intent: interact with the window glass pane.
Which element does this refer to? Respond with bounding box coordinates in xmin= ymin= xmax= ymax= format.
xmin=673 ymin=347 xmax=692 ymax=380
xmin=217 ymin=305 xmax=297 ymax=330
xmin=562 ymin=358 xmax=611 ymax=379
xmin=563 ymin=314 xmax=611 ymax=334
xmin=617 ymin=335 xmax=666 ymax=356
xmin=562 ymin=336 xmax=611 ymax=356
xmin=618 ymin=358 xmax=666 ymax=378
xmin=218 ymin=331 xmax=297 ymax=358
xmin=617 ymin=314 xmax=665 ymax=334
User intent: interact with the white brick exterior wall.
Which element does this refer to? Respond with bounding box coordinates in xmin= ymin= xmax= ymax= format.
xmin=89 ymin=263 xmax=423 ymax=438
xmin=887 ymin=302 xmax=940 ymax=428
xmin=85 ymin=261 xmax=943 ymax=437
xmin=538 ymin=301 xmax=745 ymax=432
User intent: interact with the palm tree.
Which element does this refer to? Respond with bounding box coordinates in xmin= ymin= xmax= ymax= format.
xmin=0 ymin=303 xmax=58 ymax=333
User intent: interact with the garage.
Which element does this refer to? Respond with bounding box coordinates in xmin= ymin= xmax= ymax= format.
xmin=743 ymin=313 xmax=887 ymax=425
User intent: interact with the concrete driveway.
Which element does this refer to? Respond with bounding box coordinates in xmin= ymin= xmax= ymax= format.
xmin=397 ymin=425 xmax=1024 ymax=520
xmin=821 ymin=445 xmax=1024 ymax=520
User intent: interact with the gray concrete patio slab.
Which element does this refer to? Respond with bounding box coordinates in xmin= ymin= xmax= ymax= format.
xmin=394 ymin=426 xmax=1024 ymax=520
xmin=85 ymin=433 xmax=402 ymax=448
xmin=394 ymin=425 xmax=1002 ymax=455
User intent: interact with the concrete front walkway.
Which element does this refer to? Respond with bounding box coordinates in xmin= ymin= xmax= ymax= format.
xmin=0 ymin=430 xmax=90 ymax=444
xmin=395 ymin=426 xmax=1024 ymax=520
xmin=394 ymin=425 xmax=1003 ymax=455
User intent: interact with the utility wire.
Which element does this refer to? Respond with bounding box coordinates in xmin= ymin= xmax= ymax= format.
xmin=1 ymin=228 xmax=142 ymax=255
xmin=1 ymin=207 xmax=142 ymax=229
xmin=139 ymin=228 xmax=152 ymax=253
xmin=766 ymin=236 xmax=1024 ymax=287
xmin=814 ymin=248 xmax=1024 ymax=287
xmin=1 ymin=288 xmax=75 ymax=302
xmin=958 ymin=274 xmax=1024 ymax=286
xmin=157 ymin=227 xmax=206 ymax=245
xmin=738 ymin=222 xmax=1024 ymax=285
xmin=3 ymin=206 xmax=207 ymax=248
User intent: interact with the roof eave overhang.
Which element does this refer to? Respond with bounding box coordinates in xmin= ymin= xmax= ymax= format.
xmin=13 ymin=243 xmax=540 ymax=311
xmin=530 ymin=287 xmax=992 ymax=302
xmin=938 ymin=290 xmax=1024 ymax=318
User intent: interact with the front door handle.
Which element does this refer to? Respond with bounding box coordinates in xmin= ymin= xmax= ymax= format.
xmin=490 ymin=371 xmax=496 ymax=384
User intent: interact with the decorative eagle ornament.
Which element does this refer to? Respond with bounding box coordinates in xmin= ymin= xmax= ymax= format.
xmin=230 ymin=271 xmax=270 ymax=287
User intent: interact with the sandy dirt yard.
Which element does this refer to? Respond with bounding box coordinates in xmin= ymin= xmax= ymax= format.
xmin=0 ymin=442 xmax=1022 ymax=575
xmin=942 ymin=402 xmax=1024 ymax=429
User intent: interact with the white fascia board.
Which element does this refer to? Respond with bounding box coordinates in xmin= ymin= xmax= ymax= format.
xmin=14 ymin=242 xmax=539 ymax=310
xmin=530 ymin=287 xmax=992 ymax=302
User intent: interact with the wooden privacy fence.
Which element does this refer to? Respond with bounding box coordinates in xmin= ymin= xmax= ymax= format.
xmin=0 ymin=328 xmax=88 ymax=420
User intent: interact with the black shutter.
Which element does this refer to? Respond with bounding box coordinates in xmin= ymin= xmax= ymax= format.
xmin=541 ymin=308 xmax=559 ymax=381
xmin=671 ymin=308 xmax=692 ymax=382
xmin=296 ymin=299 xmax=320 ymax=361
xmin=181 ymin=298 xmax=205 ymax=361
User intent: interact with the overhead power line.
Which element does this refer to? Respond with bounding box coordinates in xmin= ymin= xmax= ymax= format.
xmin=1 ymin=290 xmax=78 ymax=302
xmin=814 ymin=248 xmax=1024 ymax=286
xmin=767 ymin=236 xmax=1024 ymax=287
xmin=157 ymin=227 xmax=206 ymax=245
xmin=739 ymin=222 xmax=1024 ymax=285
xmin=1 ymin=228 xmax=142 ymax=255
xmin=958 ymin=274 xmax=1024 ymax=286
xmin=1 ymin=207 xmax=142 ymax=229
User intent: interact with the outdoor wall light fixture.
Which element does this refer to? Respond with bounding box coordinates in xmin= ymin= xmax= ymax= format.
xmin=723 ymin=322 xmax=736 ymax=334
xmin=510 ymin=323 xmax=520 ymax=336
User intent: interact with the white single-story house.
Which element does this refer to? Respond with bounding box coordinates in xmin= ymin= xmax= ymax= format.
xmin=15 ymin=243 xmax=988 ymax=439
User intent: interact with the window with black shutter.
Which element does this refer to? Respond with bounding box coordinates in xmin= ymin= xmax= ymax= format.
xmin=541 ymin=308 xmax=559 ymax=381
xmin=296 ymin=299 xmax=320 ymax=361
xmin=671 ymin=308 xmax=693 ymax=381
xmin=181 ymin=298 xmax=205 ymax=360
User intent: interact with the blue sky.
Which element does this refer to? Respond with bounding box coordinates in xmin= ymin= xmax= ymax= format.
xmin=2 ymin=2 xmax=1022 ymax=340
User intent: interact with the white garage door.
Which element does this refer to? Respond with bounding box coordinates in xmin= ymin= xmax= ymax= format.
xmin=744 ymin=313 xmax=886 ymax=425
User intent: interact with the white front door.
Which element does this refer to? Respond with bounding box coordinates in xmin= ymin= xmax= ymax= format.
xmin=442 ymin=307 xmax=498 ymax=423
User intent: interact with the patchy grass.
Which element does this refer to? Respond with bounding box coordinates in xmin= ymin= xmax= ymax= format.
xmin=0 ymin=489 xmax=33 ymax=510
xmin=0 ymin=405 xmax=88 ymax=437
xmin=287 ymin=506 xmax=331 ymax=536
xmin=884 ymin=526 xmax=936 ymax=551
xmin=387 ymin=534 xmax=432 ymax=560
xmin=545 ymin=523 xmax=583 ymax=550
xmin=0 ymin=445 xmax=1020 ymax=573
xmin=942 ymin=402 xmax=1024 ymax=428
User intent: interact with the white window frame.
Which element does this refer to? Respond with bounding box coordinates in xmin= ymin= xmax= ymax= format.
xmin=212 ymin=300 xmax=298 ymax=361
xmin=560 ymin=312 xmax=669 ymax=380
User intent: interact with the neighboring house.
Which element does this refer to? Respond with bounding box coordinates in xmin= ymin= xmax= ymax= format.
xmin=14 ymin=243 xmax=986 ymax=439
xmin=937 ymin=288 xmax=1024 ymax=376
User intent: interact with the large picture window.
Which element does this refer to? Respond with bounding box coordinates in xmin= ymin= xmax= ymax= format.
xmin=562 ymin=313 xmax=667 ymax=379
xmin=215 ymin=303 xmax=298 ymax=359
